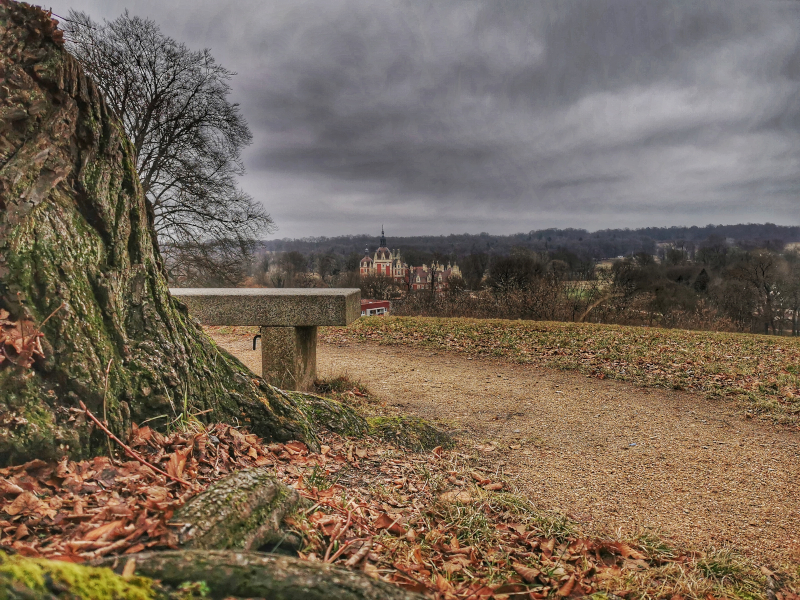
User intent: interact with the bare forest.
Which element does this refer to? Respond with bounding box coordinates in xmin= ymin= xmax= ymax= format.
xmin=215 ymin=231 xmax=800 ymax=336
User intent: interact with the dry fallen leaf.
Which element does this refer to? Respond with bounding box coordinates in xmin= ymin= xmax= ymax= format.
xmin=83 ymin=520 xmax=123 ymax=542
xmin=166 ymin=447 xmax=192 ymax=479
xmin=439 ymin=490 xmax=474 ymax=503
xmin=0 ymin=478 xmax=24 ymax=497
xmin=443 ymin=555 xmax=472 ymax=574
xmin=374 ymin=512 xmax=405 ymax=535
xmin=556 ymin=574 xmax=576 ymax=597
xmin=14 ymin=523 xmax=29 ymax=540
xmin=471 ymin=472 xmax=490 ymax=485
xmin=512 ymin=562 xmax=541 ymax=583
xmin=122 ymin=559 xmax=137 ymax=578
xmin=284 ymin=441 xmax=308 ymax=454
xmin=363 ymin=562 xmax=380 ymax=579
xmin=612 ymin=542 xmax=648 ymax=561
xmin=5 ymin=492 xmax=43 ymax=516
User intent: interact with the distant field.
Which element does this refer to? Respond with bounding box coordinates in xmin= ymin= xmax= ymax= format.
xmin=320 ymin=316 xmax=800 ymax=425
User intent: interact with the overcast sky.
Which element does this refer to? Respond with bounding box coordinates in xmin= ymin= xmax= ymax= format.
xmin=45 ymin=0 xmax=800 ymax=239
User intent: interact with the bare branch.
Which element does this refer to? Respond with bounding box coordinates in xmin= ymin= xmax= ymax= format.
xmin=64 ymin=11 xmax=274 ymax=285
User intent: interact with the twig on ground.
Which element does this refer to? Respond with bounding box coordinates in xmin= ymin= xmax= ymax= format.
xmin=79 ymin=401 xmax=191 ymax=487
xmin=329 ymin=536 xmax=369 ymax=564
xmin=102 ymin=358 xmax=114 ymax=459
xmin=324 ymin=508 xmax=353 ymax=562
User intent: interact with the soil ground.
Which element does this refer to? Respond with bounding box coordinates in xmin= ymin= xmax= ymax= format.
xmin=210 ymin=330 xmax=800 ymax=565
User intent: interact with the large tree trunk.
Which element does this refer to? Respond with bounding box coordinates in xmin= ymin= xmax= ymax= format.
xmin=0 ymin=2 xmax=314 ymax=464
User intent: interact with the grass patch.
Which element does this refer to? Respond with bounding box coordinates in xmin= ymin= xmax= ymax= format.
xmin=615 ymin=546 xmax=766 ymax=600
xmin=314 ymin=373 xmax=371 ymax=397
xmin=312 ymin=373 xmax=376 ymax=410
xmin=322 ymin=317 xmax=800 ymax=425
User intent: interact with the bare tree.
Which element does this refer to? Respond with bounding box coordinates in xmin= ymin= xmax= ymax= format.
xmin=169 ymin=238 xmax=256 ymax=287
xmin=360 ymin=274 xmax=400 ymax=300
xmin=63 ymin=11 xmax=274 ymax=283
xmin=727 ymin=250 xmax=787 ymax=334
xmin=778 ymin=251 xmax=800 ymax=336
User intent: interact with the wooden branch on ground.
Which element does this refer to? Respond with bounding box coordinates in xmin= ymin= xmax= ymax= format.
xmin=79 ymin=401 xmax=191 ymax=487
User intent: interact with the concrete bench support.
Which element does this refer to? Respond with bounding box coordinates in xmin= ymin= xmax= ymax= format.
xmin=170 ymin=288 xmax=360 ymax=391
xmin=260 ymin=325 xmax=317 ymax=390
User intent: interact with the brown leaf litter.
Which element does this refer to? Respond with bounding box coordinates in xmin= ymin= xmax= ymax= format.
xmin=0 ymin=418 xmax=795 ymax=599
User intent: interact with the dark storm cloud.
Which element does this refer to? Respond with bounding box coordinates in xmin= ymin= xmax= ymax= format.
xmin=47 ymin=0 xmax=800 ymax=236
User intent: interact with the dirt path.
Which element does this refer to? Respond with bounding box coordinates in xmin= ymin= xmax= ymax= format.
xmin=211 ymin=331 xmax=800 ymax=563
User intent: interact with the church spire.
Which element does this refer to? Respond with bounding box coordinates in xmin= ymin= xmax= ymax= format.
xmin=380 ymin=225 xmax=386 ymax=248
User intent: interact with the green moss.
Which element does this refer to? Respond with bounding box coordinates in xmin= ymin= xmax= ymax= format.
xmin=0 ymin=371 xmax=81 ymax=464
xmin=284 ymin=391 xmax=370 ymax=438
xmin=218 ymin=482 xmax=289 ymax=550
xmin=368 ymin=416 xmax=454 ymax=451
xmin=0 ymin=551 xmax=158 ymax=600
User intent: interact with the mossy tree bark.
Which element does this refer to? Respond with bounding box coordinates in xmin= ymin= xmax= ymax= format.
xmin=100 ymin=550 xmax=423 ymax=600
xmin=171 ymin=468 xmax=306 ymax=553
xmin=0 ymin=2 xmax=315 ymax=464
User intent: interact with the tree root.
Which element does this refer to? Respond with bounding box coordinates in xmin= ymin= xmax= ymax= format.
xmin=282 ymin=390 xmax=371 ymax=437
xmin=98 ymin=550 xmax=424 ymax=600
xmin=171 ymin=468 xmax=306 ymax=552
xmin=368 ymin=416 xmax=454 ymax=451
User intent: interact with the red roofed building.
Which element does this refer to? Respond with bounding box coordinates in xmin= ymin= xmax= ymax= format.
xmin=360 ymin=228 xmax=461 ymax=292
xmin=361 ymin=299 xmax=391 ymax=316
xmin=408 ymin=261 xmax=462 ymax=292
xmin=360 ymin=227 xmax=409 ymax=283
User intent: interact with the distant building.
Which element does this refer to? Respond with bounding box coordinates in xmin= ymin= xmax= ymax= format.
xmin=359 ymin=227 xmax=407 ymax=282
xmin=361 ymin=299 xmax=390 ymax=316
xmin=408 ymin=262 xmax=462 ymax=292
xmin=359 ymin=227 xmax=461 ymax=292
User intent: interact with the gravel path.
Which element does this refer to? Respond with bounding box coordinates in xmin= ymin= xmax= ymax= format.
xmin=211 ymin=331 xmax=800 ymax=563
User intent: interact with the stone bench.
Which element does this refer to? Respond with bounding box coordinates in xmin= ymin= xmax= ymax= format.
xmin=170 ymin=288 xmax=361 ymax=391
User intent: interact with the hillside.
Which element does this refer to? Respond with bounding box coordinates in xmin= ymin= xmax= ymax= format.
xmin=321 ymin=317 xmax=800 ymax=426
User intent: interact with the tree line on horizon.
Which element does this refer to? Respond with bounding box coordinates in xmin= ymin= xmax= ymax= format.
xmin=196 ymin=230 xmax=800 ymax=337
xmin=257 ymin=223 xmax=796 ymax=265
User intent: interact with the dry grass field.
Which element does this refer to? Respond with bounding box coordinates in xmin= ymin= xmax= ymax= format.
xmin=320 ymin=317 xmax=800 ymax=427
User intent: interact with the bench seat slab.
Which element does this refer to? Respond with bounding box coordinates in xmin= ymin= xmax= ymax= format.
xmin=169 ymin=288 xmax=360 ymax=327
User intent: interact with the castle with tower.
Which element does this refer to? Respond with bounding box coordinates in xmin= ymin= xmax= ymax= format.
xmin=359 ymin=228 xmax=461 ymax=291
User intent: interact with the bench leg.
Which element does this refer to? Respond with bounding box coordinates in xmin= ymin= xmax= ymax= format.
xmin=260 ymin=326 xmax=317 ymax=391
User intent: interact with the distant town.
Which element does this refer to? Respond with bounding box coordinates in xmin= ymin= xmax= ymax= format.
xmin=162 ymin=223 xmax=800 ymax=336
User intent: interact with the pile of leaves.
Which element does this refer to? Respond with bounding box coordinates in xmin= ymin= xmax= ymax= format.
xmin=321 ymin=317 xmax=800 ymax=426
xmin=0 ymin=415 xmax=790 ymax=599
xmin=0 ymin=421 xmax=275 ymax=561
